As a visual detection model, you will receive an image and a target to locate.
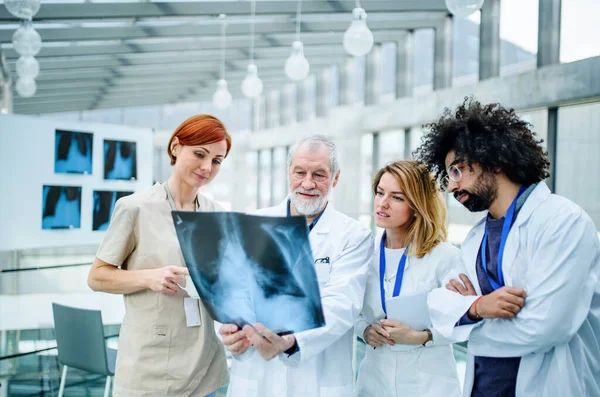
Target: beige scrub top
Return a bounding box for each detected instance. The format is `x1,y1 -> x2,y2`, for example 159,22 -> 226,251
96,182 -> 229,397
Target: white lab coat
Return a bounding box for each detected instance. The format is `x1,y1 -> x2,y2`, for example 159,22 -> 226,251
227,199 -> 373,397
428,182 -> 600,397
354,235 -> 462,397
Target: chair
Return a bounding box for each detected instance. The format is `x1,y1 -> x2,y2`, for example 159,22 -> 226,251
52,303 -> 117,397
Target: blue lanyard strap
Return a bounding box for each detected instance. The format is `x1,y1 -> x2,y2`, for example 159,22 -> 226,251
379,232 -> 407,315
480,186 -> 528,290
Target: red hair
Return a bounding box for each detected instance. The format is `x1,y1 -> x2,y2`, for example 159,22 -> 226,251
167,114 -> 232,165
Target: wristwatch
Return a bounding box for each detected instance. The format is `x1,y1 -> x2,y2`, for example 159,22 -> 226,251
422,328 -> 434,347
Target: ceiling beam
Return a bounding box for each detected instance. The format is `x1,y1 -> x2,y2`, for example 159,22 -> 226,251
3,30 -> 410,60
0,1 -> 450,22
0,15 -> 441,43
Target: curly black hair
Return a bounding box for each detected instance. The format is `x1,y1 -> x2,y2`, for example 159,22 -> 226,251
413,97 -> 550,188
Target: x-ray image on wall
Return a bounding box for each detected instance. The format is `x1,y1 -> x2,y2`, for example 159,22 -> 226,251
92,190 -> 134,231
42,185 -> 82,230
104,139 -> 137,180
54,129 -> 93,174
173,211 -> 325,335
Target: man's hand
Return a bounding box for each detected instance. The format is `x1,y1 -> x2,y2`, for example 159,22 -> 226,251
219,324 -> 251,356
470,287 -> 527,319
380,319 -> 428,345
363,323 -> 395,348
142,266 -> 189,295
242,323 -> 296,361
446,273 -> 477,296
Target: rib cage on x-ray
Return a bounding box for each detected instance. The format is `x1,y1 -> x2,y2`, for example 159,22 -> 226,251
42,185 -> 82,229
104,139 -> 137,180
173,211 -> 325,334
54,129 -> 93,174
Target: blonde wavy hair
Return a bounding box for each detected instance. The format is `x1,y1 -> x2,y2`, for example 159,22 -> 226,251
372,160 -> 448,258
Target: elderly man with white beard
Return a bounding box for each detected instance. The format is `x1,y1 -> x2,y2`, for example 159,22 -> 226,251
219,135 -> 373,397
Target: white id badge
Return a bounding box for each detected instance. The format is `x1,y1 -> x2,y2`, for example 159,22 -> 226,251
184,298 -> 202,327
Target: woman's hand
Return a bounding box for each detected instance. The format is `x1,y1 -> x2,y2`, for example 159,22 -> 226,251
380,319 -> 428,345
220,324 -> 252,356
142,266 -> 189,295
363,323 -> 395,348
446,273 -> 477,296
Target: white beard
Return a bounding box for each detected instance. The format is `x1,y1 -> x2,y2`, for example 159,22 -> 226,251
290,188 -> 328,216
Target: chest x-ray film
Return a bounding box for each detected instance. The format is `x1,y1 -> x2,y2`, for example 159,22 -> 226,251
172,211 -> 325,334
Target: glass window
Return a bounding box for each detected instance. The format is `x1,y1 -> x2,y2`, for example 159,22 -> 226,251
414,28 -> 434,94
561,0 -> 600,62
377,129 -> 405,168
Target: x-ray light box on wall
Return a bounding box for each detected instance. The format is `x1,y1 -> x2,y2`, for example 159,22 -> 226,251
41,185 -> 82,230
104,139 -> 137,181
93,190 -> 134,231
54,129 -> 93,175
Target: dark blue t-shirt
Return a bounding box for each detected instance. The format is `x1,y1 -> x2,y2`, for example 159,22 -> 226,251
463,184 -> 536,397
471,216 -> 521,397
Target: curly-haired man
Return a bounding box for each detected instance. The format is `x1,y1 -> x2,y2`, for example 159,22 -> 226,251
415,98 -> 600,397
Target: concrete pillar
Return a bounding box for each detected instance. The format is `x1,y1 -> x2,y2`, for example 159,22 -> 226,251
396,31 -> 415,98
404,128 -> 412,159
537,0 -> 562,67
433,17 -> 453,90
266,90 -> 281,129
316,67 -> 332,118
365,45 -> 383,106
255,150 -> 262,207
479,0 -> 501,80
0,82 -> 12,114
338,57 -> 356,106
537,0 -> 561,191
280,84 -> 297,126
269,148 -> 276,206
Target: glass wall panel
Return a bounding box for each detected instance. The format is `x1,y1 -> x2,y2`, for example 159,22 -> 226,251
377,129 -> 405,168
499,0 -> 537,76
560,0 -> 600,63
556,102 -> 600,230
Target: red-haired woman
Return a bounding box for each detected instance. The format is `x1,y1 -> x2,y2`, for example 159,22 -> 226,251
88,114 -> 232,397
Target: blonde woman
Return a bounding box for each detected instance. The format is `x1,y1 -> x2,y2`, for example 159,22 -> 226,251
354,160 -> 462,397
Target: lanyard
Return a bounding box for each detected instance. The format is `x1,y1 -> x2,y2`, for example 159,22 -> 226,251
480,186 -> 527,290
163,181 -> 199,224
379,232 -> 407,315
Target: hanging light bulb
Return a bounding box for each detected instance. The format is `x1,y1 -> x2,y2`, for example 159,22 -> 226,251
16,77 -> 36,98
285,41 -> 310,81
213,79 -> 232,109
242,64 -> 263,99
212,14 -> 232,109
285,0 -> 310,82
343,7 -> 374,57
241,0 -> 263,99
12,20 -> 42,56
4,0 -> 41,20
445,0 -> 485,18
16,55 -> 39,78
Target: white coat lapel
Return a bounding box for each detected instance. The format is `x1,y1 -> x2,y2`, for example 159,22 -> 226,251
308,204 -> 332,256
501,183 -> 551,285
